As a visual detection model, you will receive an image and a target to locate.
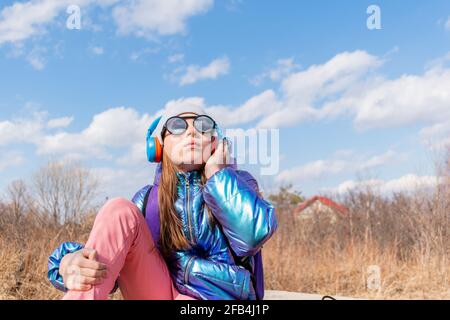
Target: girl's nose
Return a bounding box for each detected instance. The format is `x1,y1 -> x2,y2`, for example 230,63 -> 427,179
184,121 -> 197,137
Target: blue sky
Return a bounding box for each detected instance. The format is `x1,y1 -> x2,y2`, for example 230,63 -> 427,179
1,0 -> 450,200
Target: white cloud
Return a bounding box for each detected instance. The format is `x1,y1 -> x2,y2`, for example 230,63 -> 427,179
0,106 -> 158,162
0,111 -> 45,146
425,52 -> 450,70
360,150 -> 399,170
168,53 -> 184,63
175,56 -> 230,86
204,50 -> 450,135
112,0 -> 213,39
225,0 -> 244,12
0,0 -> 66,45
0,150 -> 24,172
154,91 -> 280,128
352,67 -> 450,130
206,90 -> 281,127
162,96 -> 206,112
199,50 -> 450,144
92,163 -> 156,199
26,46 -> 47,70
0,0 -> 93,69
131,50 -> 450,133
325,174 -> 443,195
255,50 -> 383,128
116,141 -> 147,166
0,106 -> 161,197
277,159 -> 348,183
37,107 -> 153,158
276,149 -> 404,184
419,119 -> 450,151
0,0 -> 213,47
250,57 -> 301,86
47,116 -> 74,128
70,107 -> 149,147
0,0 -> 110,45
37,132 -> 111,159
129,47 -> 160,61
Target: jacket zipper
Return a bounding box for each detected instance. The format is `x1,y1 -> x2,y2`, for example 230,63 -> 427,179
184,256 -> 195,284
185,176 -> 194,242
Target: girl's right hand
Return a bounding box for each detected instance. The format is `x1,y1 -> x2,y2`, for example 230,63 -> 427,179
60,248 -> 108,291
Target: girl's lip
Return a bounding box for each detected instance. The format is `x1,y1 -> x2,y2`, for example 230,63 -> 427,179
184,140 -> 200,148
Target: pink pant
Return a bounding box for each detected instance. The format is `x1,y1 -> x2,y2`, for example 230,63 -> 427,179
63,198 -> 196,300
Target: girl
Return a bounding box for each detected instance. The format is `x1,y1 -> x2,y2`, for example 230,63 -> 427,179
47,105 -> 278,300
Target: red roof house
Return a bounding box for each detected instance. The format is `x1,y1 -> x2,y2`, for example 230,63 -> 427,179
294,196 -> 349,223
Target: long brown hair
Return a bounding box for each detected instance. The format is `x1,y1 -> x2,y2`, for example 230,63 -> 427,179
158,148 -> 217,258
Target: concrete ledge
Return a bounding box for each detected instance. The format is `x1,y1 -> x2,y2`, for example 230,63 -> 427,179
264,290 -> 362,300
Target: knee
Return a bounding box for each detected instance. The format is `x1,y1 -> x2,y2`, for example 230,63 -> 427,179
96,197 -> 141,225
105,197 -> 136,209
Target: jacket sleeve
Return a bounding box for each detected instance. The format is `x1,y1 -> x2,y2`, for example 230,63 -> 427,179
170,250 -> 256,300
47,241 -> 85,292
203,167 -> 278,257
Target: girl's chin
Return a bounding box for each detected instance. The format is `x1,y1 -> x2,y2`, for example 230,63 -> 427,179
181,159 -> 206,166
177,163 -> 204,172
180,152 -> 207,164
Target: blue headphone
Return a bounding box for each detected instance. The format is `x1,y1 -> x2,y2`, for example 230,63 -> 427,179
145,115 -> 225,163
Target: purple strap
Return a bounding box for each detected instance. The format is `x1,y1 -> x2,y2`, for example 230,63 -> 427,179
253,250 -> 264,300
145,185 -> 161,248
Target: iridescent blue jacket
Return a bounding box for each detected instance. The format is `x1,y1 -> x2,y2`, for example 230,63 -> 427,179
47,164 -> 278,300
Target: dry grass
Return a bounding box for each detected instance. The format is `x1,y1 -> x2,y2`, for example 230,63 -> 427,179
0,207 -> 123,300
263,185 -> 449,299
0,156 -> 448,300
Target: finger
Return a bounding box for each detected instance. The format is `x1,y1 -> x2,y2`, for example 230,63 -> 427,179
81,248 -> 96,259
78,275 -> 104,285
81,248 -> 97,260
88,249 -> 97,261
79,267 -> 108,279
69,274 -> 103,287
65,264 -> 82,277
67,282 -> 93,291
75,284 -> 93,291
78,258 -> 107,271
221,138 -> 225,164
222,138 -> 232,165
77,274 -> 101,285
65,274 -> 94,291
214,139 -> 226,165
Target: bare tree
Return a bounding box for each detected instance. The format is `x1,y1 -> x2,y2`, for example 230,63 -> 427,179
445,146 -> 450,199
6,179 -> 29,223
32,160 -> 100,225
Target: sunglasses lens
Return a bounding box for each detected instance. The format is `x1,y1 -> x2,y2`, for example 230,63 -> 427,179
166,117 -> 187,135
194,115 -> 215,133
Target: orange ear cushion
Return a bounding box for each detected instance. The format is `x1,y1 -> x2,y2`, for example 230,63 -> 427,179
155,138 -> 162,162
